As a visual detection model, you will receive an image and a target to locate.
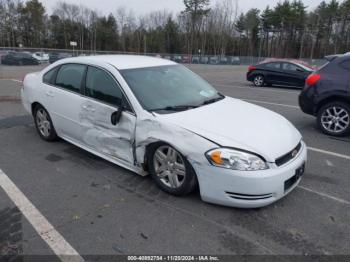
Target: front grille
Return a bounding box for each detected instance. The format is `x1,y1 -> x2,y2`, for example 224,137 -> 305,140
226,192 -> 273,201
275,142 -> 302,167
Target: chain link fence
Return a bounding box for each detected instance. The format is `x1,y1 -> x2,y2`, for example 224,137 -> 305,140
0,47 -> 327,67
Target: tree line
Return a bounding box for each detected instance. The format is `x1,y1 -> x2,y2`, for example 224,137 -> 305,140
0,0 -> 350,59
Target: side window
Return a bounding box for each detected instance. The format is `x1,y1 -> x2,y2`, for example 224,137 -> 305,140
85,66 -> 124,107
282,63 -> 299,71
55,64 -> 86,93
340,60 -> 350,71
265,63 -> 281,69
43,67 -> 59,84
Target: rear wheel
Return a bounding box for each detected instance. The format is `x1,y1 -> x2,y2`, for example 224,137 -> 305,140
253,75 -> 265,87
148,143 -> 197,196
34,105 -> 58,141
317,102 -> 350,136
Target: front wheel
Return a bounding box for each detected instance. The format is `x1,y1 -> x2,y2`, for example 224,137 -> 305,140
253,75 -> 265,87
317,102 -> 350,137
34,105 -> 58,141
148,143 -> 197,196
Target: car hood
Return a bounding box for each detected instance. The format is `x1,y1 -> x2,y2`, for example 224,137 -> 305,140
156,97 -> 302,162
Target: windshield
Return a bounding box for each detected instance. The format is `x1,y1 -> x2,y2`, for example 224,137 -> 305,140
120,65 -> 223,111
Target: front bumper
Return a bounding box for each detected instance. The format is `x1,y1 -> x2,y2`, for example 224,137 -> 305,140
193,141 -> 307,208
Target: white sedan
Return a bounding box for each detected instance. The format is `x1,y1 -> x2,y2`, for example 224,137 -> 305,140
32,52 -> 49,63
21,55 -> 307,208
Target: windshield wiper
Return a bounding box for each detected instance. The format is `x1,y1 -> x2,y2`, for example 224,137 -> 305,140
201,93 -> 225,106
151,105 -> 198,112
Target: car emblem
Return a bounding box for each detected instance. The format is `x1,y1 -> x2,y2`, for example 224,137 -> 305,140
292,150 -> 298,158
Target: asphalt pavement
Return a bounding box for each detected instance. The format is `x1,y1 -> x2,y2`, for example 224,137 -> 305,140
0,64 -> 349,260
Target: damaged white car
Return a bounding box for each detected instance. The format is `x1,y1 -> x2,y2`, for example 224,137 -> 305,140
21,55 -> 307,208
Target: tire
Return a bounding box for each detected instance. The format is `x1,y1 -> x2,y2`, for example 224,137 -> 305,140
33,105 -> 59,141
253,75 -> 265,87
317,102 -> 350,137
148,143 -> 198,196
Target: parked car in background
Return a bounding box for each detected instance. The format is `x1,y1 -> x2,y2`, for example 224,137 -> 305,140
231,57 -> 241,65
200,56 -> 209,64
192,56 -> 200,64
1,52 -> 39,65
173,55 -> 182,63
21,55 -> 306,208
49,53 -> 72,64
220,57 -> 228,65
299,54 -> 350,136
209,56 -> 219,65
181,55 -> 191,64
247,60 -> 313,88
0,50 -> 11,63
32,52 -> 49,63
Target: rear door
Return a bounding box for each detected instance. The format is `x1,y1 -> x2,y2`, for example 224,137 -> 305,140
80,66 -> 136,165
44,63 -> 86,143
263,62 -> 283,84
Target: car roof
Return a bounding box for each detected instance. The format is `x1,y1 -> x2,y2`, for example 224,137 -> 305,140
61,55 -> 176,70
259,58 -> 314,70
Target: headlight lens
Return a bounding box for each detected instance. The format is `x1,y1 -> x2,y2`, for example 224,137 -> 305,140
206,148 -> 268,171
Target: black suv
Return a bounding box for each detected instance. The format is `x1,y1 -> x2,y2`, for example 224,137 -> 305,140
299,54 -> 350,136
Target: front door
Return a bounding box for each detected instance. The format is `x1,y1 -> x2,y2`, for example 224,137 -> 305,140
80,66 -> 136,165
281,63 -> 306,87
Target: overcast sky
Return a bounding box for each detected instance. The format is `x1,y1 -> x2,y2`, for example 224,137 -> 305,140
40,0 -> 323,15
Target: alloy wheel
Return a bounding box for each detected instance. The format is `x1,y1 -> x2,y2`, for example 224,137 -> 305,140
36,108 -> 51,138
254,75 -> 264,87
321,106 -> 350,134
153,146 -> 186,189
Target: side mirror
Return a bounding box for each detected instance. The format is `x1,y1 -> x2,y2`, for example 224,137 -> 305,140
111,106 -> 124,125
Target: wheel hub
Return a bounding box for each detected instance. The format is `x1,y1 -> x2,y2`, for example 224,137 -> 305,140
321,106 -> 349,133
153,146 -> 186,189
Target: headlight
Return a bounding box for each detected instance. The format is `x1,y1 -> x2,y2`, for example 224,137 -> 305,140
206,148 -> 268,171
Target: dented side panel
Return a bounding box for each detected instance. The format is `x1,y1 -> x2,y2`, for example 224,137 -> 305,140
135,117 -> 216,170
80,98 -> 136,165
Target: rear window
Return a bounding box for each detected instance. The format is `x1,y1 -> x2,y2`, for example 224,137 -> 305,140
43,67 -> 59,85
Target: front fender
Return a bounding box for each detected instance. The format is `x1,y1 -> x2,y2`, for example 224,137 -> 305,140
134,117 -> 217,169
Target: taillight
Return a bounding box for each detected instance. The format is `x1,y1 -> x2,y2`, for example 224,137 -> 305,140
248,65 -> 257,72
306,73 -> 321,86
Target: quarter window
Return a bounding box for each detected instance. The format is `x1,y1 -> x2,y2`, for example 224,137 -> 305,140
85,66 -> 123,107
55,64 -> 86,93
43,67 -> 59,84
